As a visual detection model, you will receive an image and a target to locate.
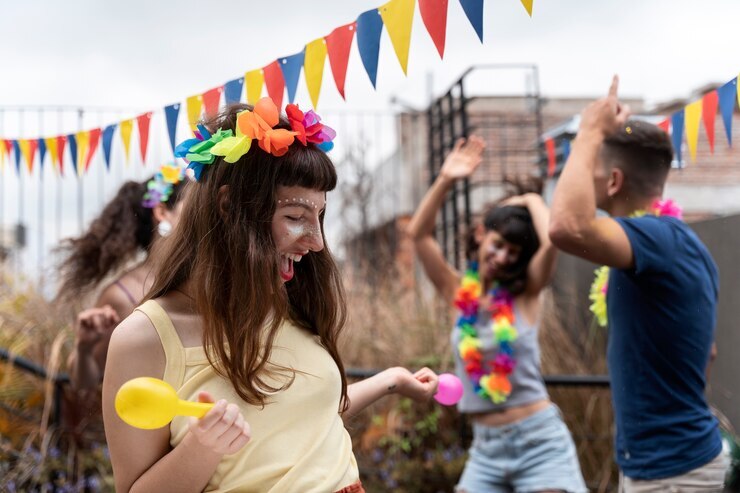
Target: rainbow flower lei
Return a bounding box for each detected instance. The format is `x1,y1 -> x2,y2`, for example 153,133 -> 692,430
454,262 -> 518,404
589,199 -> 683,327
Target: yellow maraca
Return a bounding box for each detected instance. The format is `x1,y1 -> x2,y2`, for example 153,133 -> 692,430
115,377 -> 214,429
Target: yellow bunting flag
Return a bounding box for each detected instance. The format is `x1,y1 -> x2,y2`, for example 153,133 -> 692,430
186,94 -> 203,132
76,130 -> 90,176
19,140 -> 33,173
304,38 -> 328,108
120,119 -> 134,164
520,0 -> 533,17
245,69 -> 264,105
45,137 -> 58,174
379,0 -> 416,75
0,140 -> 4,172
684,100 -> 703,163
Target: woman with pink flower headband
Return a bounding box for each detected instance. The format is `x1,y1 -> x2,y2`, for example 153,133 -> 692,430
102,98 -> 438,493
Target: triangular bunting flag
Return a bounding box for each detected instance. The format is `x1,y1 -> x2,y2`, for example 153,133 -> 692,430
701,90 -> 719,154
459,0 -> 484,42
202,87 -> 222,118
102,124 -> 116,170
356,9 -> 384,88
671,110 -> 685,165
164,104 -> 180,155
186,94 -> 203,132
657,119 -> 670,133
263,62 -> 285,109
305,38 -> 328,108
136,112 -> 153,165
75,130 -> 90,176
0,140 -> 5,173
279,50 -> 306,104
12,140 -> 20,175
419,0 -> 448,58
246,69 -> 265,105
562,139 -> 571,162
684,100 -> 702,163
544,137 -> 556,177
717,78 -> 736,146
67,133 -> 79,176
521,0 -> 533,17
37,138 -> 47,173
120,119 -> 134,164
44,138 -> 58,175
379,0 -> 416,75
85,128 -> 101,173
19,139 -> 35,173
56,136 -> 67,175
325,23 -> 356,100
224,78 -> 244,105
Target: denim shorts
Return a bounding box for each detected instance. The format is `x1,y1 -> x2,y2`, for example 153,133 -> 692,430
456,404 -> 588,493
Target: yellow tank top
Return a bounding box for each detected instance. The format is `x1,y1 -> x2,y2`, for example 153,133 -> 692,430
136,300 -> 359,493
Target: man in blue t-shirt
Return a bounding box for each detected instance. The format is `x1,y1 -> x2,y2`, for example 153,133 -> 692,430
549,76 -> 727,491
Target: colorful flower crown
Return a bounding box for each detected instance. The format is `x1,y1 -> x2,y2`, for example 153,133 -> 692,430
174,97 -> 336,181
142,162 -> 187,208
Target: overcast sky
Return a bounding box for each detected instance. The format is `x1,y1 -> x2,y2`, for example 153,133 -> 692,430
2,0 -> 740,284
3,0 -> 740,113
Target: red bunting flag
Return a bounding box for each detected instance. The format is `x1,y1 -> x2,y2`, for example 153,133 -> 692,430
85,128 -> 102,173
419,0 -> 448,58
263,61 -> 286,110
657,119 -> 670,133
325,22 -> 356,100
702,90 -> 719,154
2,140 -> 11,160
56,135 -> 67,176
202,86 -> 223,118
545,138 -> 556,177
136,112 -> 153,166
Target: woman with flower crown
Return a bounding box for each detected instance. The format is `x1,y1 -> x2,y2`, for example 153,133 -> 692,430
59,164 -> 188,392
102,98 -> 438,493
408,136 -> 586,492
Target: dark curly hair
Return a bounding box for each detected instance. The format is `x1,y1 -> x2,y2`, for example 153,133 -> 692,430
465,176 -> 542,295
55,177 -> 185,305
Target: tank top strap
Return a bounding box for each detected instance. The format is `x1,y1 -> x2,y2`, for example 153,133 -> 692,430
135,300 -> 186,389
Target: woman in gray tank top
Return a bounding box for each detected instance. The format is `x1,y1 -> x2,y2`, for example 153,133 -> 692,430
408,136 -> 586,493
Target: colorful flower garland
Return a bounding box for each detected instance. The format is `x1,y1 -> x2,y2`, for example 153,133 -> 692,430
142,162 -> 186,208
174,97 -> 336,181
589,199 -> 683,327
454,262 -> 518,404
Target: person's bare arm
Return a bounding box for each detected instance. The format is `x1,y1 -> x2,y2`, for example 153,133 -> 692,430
502,193 -> 557,295
102,311 -> 250,492
549,76 -> 634,269
343,367 -> 438,420
407,137 -> 486,303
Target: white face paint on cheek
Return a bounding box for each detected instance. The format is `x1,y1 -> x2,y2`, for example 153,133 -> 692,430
284,222 -> 322,242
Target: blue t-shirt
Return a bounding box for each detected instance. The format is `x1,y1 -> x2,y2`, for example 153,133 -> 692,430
608,215 -> 721,480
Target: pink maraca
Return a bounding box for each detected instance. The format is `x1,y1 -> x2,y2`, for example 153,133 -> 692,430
434,373 -> 463,406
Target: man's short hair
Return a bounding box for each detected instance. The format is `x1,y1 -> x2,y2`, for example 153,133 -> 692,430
599,120 -> 674,197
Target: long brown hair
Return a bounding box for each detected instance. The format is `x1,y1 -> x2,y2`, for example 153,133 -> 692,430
55,178 -> 185,305
146,104 -> 349,410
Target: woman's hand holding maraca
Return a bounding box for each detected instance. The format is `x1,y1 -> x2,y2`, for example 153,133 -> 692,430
187,392 -> 251,456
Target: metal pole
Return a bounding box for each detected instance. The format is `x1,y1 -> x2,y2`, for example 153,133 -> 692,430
38,111 -> 44,288
459,79 -> 472,231
77,109 -> 83,234
56,111 -> 63,246
17,110 -> 24,277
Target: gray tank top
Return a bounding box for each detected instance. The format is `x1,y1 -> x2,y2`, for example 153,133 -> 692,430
451,302 -> 548,413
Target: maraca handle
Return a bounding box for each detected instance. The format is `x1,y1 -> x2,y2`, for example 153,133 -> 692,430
176,400 -> 214,418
